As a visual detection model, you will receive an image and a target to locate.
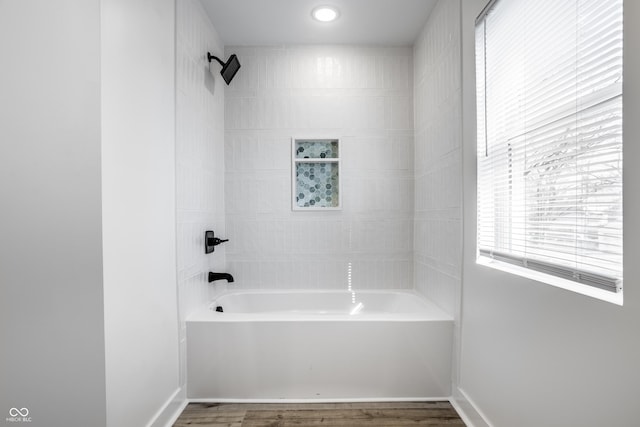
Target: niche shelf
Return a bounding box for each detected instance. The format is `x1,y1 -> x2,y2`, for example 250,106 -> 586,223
291,138 -> 341,210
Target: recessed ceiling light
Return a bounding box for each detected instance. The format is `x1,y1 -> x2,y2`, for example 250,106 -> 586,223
312,6 -> 339,23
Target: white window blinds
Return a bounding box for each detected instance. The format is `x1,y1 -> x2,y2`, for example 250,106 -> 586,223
476,0 -> 623,292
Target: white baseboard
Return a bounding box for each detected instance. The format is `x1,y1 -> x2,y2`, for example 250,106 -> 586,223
147,387 -> 188,427
450,388 -> 492,427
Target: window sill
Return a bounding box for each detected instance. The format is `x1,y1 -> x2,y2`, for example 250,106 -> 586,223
477,256 -> 623,306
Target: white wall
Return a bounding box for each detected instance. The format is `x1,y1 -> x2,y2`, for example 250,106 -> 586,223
175,0 -> 226,394
101,1 -> 181,426
0,1 -> 107,426
413,0 -> 462,317
225,45 -> 415,290
456,1 -> 640,426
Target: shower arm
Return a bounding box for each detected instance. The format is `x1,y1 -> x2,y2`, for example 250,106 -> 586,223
207,52 -> 225,67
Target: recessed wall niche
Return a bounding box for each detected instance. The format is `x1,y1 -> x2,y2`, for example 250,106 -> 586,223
291,138 -> 341,210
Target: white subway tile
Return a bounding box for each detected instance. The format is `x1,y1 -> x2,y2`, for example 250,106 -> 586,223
412,0 -> 462,315
225,45 -> 415,291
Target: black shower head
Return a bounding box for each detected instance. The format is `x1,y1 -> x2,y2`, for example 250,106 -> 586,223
207,52 -> 241,85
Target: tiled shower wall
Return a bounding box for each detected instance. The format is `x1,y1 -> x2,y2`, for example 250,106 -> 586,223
413,0 -> 463,315
175,0 -> 225,390
225,46 -> 414,290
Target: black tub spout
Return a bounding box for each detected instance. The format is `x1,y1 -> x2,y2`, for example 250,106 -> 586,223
208,272 -> 234,283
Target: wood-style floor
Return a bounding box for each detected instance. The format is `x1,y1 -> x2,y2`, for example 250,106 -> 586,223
173,402 -> 466,426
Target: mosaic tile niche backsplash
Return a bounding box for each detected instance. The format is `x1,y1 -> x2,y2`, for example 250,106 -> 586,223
295,139 -> 338,159
295,163 -> 339,208
294,140 -> 340,208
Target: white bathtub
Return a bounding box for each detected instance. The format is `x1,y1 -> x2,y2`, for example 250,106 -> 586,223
186,290 -> 453,401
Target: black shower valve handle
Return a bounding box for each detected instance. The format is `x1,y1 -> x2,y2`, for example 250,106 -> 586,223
205,230 -> 229,254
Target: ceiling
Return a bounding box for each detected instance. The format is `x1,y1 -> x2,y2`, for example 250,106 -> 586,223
199,0 -> 438,46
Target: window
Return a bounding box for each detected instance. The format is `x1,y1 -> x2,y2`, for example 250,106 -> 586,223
475,0 -> 623,297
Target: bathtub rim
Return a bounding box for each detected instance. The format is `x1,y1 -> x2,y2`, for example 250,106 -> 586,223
188,289 -> 453,322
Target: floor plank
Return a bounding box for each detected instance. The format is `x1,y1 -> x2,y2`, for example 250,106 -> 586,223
173,402 -> 466,427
